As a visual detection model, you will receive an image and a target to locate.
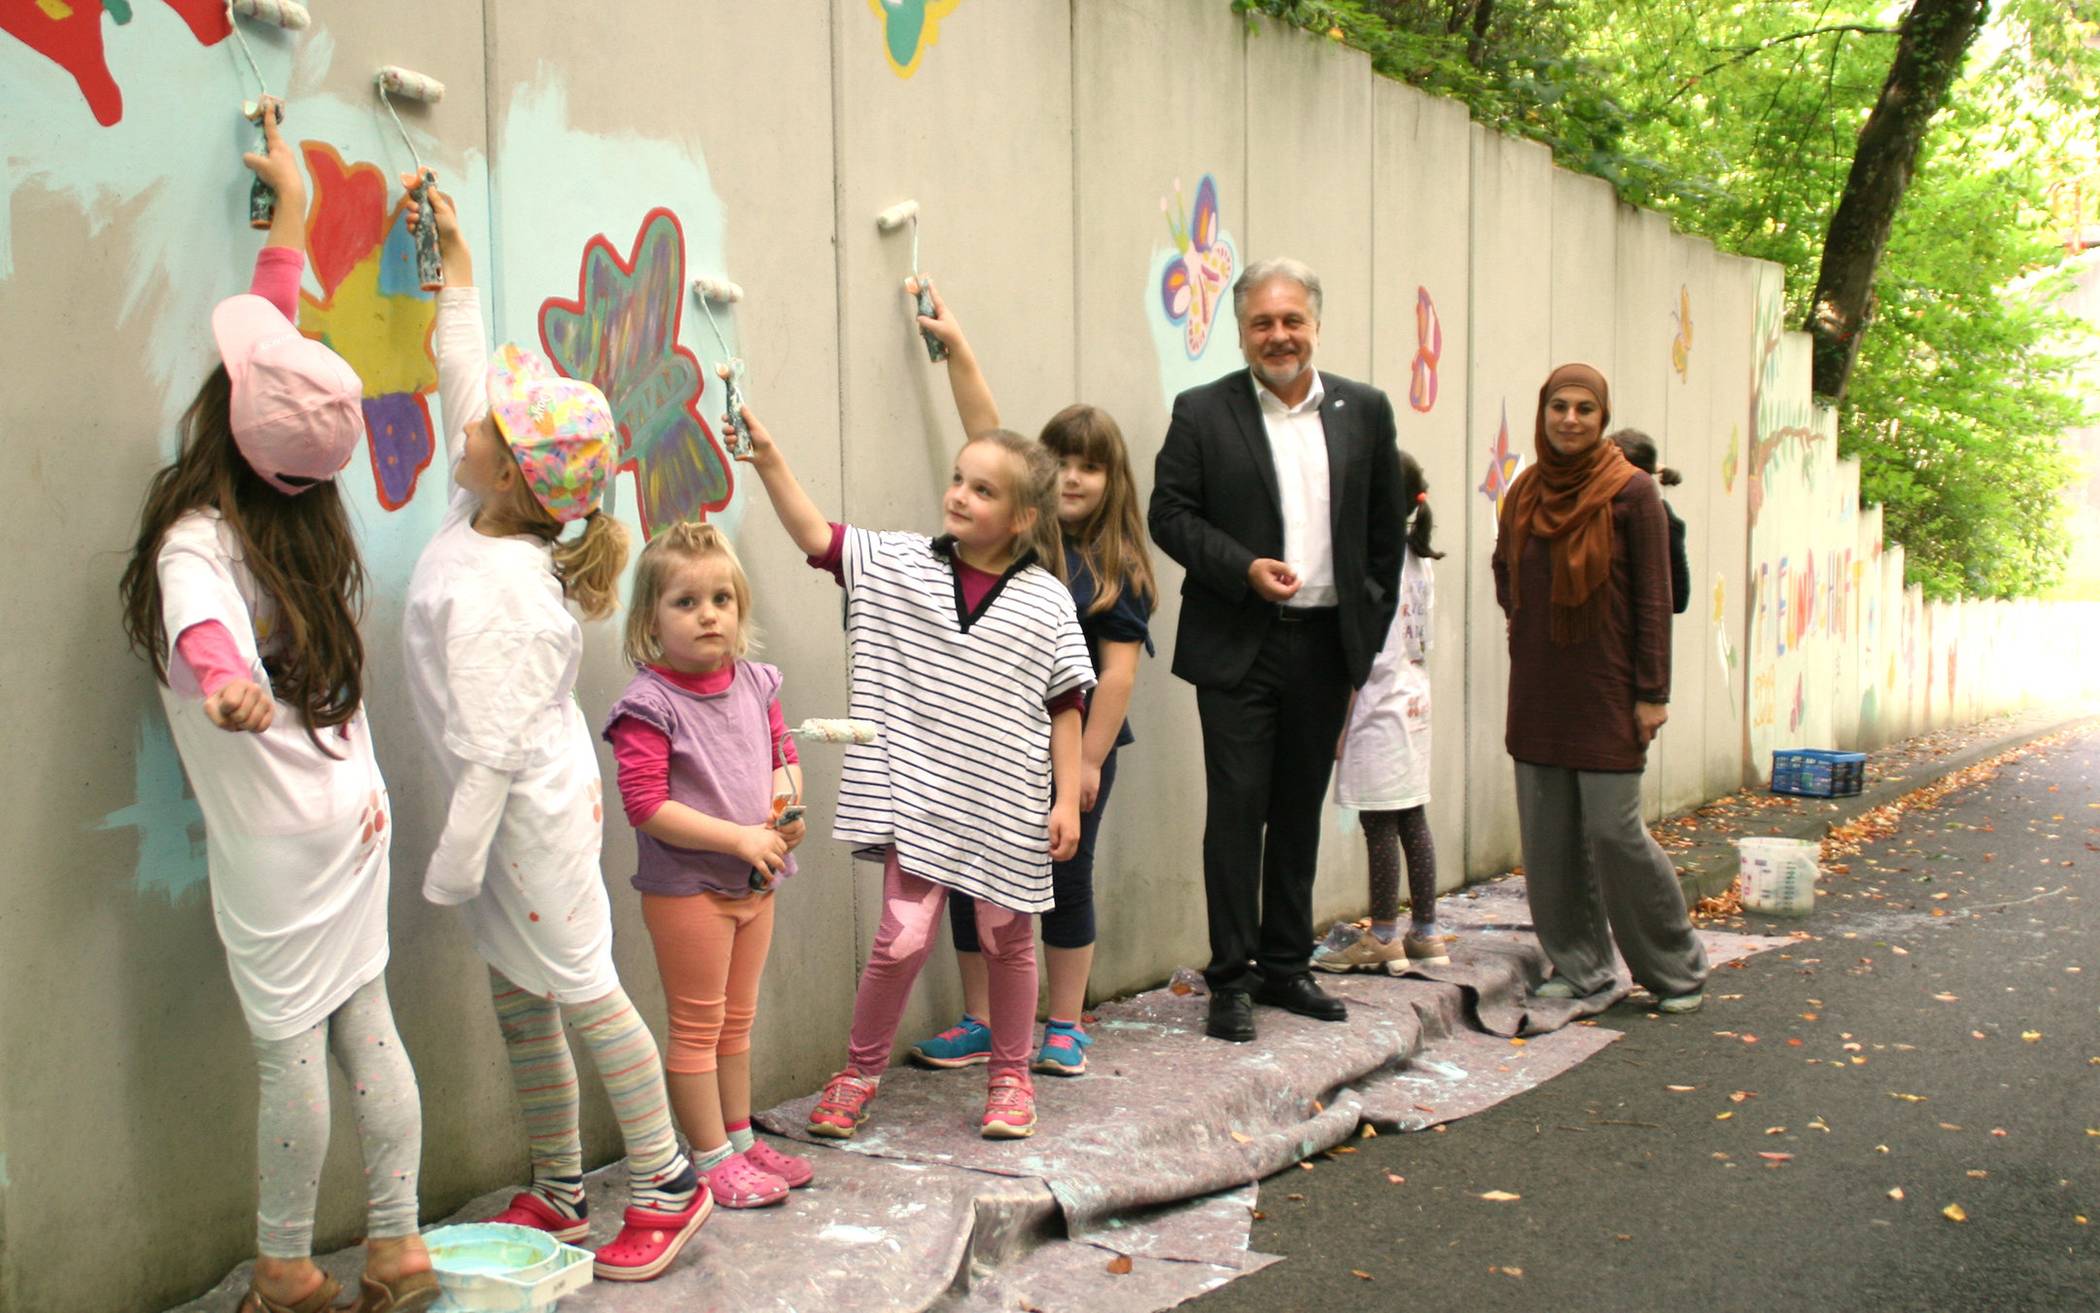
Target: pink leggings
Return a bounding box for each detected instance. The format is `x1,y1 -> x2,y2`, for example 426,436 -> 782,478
849,848 -> 1038,1079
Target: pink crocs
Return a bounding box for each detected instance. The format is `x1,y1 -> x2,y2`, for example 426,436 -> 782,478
741,1135 -> 814,1188
483,1189 -> 588,1244
591,1185 -> 712,1282
703,1151 -> 788,1209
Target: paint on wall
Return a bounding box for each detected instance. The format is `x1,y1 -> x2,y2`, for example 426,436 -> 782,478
93,711 -> 207,899
1721,424 -> 1739,494
1670,284 -> 1692,380
1409,286 -> 1441,413
295,141 -> 437,512
1712,572 -> 1736,700
0,0 -> 228,126
1158,174 -> 1236,360
538,206 -> 730,540
1477,400 -> 1520,515
872,0 -> 963,79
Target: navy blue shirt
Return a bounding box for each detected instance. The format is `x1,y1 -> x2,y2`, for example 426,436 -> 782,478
1064,543 -> 1154,748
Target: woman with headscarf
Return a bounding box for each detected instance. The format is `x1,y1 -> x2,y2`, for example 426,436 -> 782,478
1493,363 -> 1708,1013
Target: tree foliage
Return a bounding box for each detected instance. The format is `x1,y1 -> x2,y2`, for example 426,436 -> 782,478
1234,0 -> 2098,601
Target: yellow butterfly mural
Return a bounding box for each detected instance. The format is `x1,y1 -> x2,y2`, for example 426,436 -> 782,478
1670,284 -> 1693,379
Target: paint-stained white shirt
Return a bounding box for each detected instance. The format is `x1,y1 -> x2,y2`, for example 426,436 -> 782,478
1254,370 -> 1336,607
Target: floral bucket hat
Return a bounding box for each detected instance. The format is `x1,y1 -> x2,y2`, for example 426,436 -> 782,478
486,342 -> 615,523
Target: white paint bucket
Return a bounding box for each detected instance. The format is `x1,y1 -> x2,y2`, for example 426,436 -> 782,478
1735,837 -> 1820,916
425,1223 -> 593,1312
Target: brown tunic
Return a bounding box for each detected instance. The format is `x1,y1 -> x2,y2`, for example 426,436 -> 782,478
1495,472 -> 1672,772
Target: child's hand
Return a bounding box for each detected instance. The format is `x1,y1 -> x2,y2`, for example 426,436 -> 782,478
241,100 -> 304,210
736,824 -> 789,877
1080,761 -> 1102,814
718,365 -> 779,466
204,678 -> 275,734
1049,800 -> 1080,862
776,815 -> 807,852
400,173 -> 464,247
904,276 -> 969,355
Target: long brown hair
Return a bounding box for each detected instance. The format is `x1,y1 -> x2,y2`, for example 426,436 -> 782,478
477,467 -> 632,621
967,429 -> 1065,582
1038,405 -> 1156,616
119,365 -> 368,747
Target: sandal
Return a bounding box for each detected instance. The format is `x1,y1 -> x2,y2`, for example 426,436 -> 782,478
236,1274 -> 341,1313
346,1269 -> 440,1313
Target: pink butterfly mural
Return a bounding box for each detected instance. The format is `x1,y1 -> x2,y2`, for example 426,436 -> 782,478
1160,175 -> 1235,360
1477,401 -> 1522,514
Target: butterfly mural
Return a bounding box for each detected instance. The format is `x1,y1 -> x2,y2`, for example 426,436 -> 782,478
1720,424 -> 1740,494
539,207 -> 731,540
1409,286 -> 1442,413
1,0 -> 228,126
1159,174 -> 1236,360
872,0 -> 963,78
1477,401 -> 1522,514
295,143 -> 438,512
1670,284 -> 1693,380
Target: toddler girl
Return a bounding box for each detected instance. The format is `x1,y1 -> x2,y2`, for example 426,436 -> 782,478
603,523 -> 815,1207
119,107 -> 434,1313
399,180 -> 704,1281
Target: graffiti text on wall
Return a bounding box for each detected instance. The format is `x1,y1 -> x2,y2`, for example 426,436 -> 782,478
1,0 -> 229,125
873,0 -> 963,78
1159,175 -> 1235,361
539,206 -> 730,540
296,142 -> 438,512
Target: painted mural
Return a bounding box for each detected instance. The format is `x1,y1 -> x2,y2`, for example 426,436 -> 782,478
539,206 -> 731,540
1670,283 -> 1692,380
873,0 -> 963,78
0,0 -> 228,126
295,142 -> 438,512
1477,400 -> 1520,515
1409,286 -> 1441,413
1147,172 -> 1241,404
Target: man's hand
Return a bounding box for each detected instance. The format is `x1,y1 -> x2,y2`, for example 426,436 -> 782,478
1635,701 -> 1669,744
1247,558 -> 1301,603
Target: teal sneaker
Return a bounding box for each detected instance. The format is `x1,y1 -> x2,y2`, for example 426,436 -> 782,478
1031,1021 -> 1093,1077
909,1014 -> 991,1068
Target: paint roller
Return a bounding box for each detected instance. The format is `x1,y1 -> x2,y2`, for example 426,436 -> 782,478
225,0 -> 309,228
745,718 -> 881,890
691,277 -> 754,459
374,65 -> 447,291
875,200 -> 946,362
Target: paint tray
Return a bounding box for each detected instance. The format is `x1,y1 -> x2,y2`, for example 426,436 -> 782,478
425,1223 -> 592,1313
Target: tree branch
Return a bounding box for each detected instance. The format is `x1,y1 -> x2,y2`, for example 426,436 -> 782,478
1665,23 -> 1897,104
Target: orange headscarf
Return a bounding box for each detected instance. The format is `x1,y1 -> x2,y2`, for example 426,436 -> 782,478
1497,363 -> 1635,645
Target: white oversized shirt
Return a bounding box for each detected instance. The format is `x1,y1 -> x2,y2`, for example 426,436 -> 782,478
1253,370 -> 1336,608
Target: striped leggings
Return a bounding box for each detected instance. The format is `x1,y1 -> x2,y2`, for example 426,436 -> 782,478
488,970 -> 682,1188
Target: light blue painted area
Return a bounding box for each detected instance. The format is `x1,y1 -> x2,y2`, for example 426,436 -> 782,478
94,712 -> 208,900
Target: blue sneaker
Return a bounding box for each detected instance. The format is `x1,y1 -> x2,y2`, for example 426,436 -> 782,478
909,1014 -> 991,1068
1031,1021 -> 1092,1077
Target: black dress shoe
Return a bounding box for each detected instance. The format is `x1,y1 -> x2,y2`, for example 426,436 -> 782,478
1206,989 -> 1257,1042
1253,972 -> 1349,1022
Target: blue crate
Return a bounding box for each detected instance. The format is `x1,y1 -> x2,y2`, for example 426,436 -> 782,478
1770,748 -> 1867,798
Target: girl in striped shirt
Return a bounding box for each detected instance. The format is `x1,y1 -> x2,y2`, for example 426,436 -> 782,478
727,376 -> 1095,1140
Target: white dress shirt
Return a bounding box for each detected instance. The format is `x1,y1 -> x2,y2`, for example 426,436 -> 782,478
1254,370 -> 1336,608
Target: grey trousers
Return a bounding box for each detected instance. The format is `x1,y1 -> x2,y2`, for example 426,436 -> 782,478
1513,761 -> 1709,999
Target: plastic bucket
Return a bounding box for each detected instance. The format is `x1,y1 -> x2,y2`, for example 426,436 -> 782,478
1735,837 -> 1819,916
426,1223 -> 593,1313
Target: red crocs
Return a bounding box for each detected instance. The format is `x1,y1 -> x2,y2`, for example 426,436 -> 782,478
591,1184 -> 713,1282
483,1190 -> 589,1245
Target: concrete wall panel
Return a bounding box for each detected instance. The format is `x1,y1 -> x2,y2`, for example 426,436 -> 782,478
1613,205 -> 1672,819
1658,236 -> 1714,815
1703,255 -> 1756,796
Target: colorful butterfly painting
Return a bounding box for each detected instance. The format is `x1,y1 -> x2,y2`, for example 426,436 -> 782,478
1720,424 -> 1740,494
1409,286 -> 1442,413
1670,284 -> 1693,380
1,0 -> 229,126
1477,401 -> 1522,514
1159,175 -> 1236,360
539,207 -> 730,540
872,0 -> 964,78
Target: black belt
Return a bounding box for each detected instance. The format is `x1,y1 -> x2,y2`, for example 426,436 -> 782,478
1275,606 -> 1338,623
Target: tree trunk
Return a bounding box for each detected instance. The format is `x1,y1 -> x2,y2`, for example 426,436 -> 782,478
1466,0 -> 1495,67
1804,0 -> 1987,401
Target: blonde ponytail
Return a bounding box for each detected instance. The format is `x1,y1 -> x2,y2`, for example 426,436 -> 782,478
553,510 -> 631,621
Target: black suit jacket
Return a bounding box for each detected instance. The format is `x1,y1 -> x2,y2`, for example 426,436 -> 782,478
1148,369 -> 1404,690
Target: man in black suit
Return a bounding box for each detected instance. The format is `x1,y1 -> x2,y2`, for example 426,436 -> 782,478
1148,258 -> 1404,1042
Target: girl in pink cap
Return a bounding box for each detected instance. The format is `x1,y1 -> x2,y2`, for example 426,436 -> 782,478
398,180 -> 707,1283
118,105 -> 435,1313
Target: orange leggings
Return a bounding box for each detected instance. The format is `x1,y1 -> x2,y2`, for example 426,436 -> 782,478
640,889 -> 775,1075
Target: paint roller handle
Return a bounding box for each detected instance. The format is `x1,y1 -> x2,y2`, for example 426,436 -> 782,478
240,99 -> 304,245
908,274 -> 948,363
401,173 -> 471,287
716,364 -> 777,468
409,170 -> 444,292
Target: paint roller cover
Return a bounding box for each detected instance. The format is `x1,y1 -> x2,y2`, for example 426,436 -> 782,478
874,201 -> 920,231
231,0 -> 312,28
693,279 -> 744,303
794,719 -> 880,745
378,66 -> 446,103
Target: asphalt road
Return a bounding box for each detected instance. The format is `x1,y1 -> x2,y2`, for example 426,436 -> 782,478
1189,727 -> 2099,1313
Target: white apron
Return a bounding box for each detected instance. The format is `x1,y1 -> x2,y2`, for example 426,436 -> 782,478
1336,548 -> 1435,810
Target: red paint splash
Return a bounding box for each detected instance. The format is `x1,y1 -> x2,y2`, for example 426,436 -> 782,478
1,0 -> 230,127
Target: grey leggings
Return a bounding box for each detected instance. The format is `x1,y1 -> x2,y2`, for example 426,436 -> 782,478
1513,761 -> 1709,999
251,975 -> 422,1258
1361,806 -> 1438,926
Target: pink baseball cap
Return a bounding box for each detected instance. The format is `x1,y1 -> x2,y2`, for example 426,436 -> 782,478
211,293 -> 365,495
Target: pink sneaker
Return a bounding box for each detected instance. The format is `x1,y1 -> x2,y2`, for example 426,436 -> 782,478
981,1071 -> 1037,1139
742,1135 -> 814,1188
483,1189 -> 589,1244
703,1151 -> 788,1208
808,1070 -> 879,1139
591,1185 -> 712,1282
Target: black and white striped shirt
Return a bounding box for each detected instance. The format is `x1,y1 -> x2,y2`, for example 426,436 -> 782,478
834,527 -> 1096,912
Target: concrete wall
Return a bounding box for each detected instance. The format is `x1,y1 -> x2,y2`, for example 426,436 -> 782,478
6,3 -> 2100,1307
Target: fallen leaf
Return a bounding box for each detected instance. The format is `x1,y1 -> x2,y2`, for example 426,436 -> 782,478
1991,1128 -> 2008,1138
1616,1234 -> 1632,1241
1967,1170 -> 1988,1179
1298,1162 -> 1315,1171
1972,1031 -> 1988,1040
1386,1172 -> 1405,1184
1361,1124 -> 1378,1139
1479,1190 -> 1522,1202
1351,1270 -> 1373,1281
1888,1187 -> 1905,1200
1942,1204 -> 1968,1223
1939,1122 -> 1963,1132
1758,1152 -> 1794,1163
1891,1092 -> 1928,1103
1742,1034 -> 1760,1045
1510,1037 -> 1528,1047
1286,1193 -> 1305,1202
1765,1126 -> 1789,1135
1716,1111 -> 1735,1121
1667,1084 -> 1697,1092
1229,1131 -> 1251,1144
1495,1266 -> 1526,1278
2078,1216 -> 2090,1226
1801,1012 -> 1820,1021
1876,1144 -> 1890,1153
1730,1090 -> 1755,1103
1107,1255 -> 1134,1275
2022,1030 -> 2042,1042
1934,992 -> 1960,1002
